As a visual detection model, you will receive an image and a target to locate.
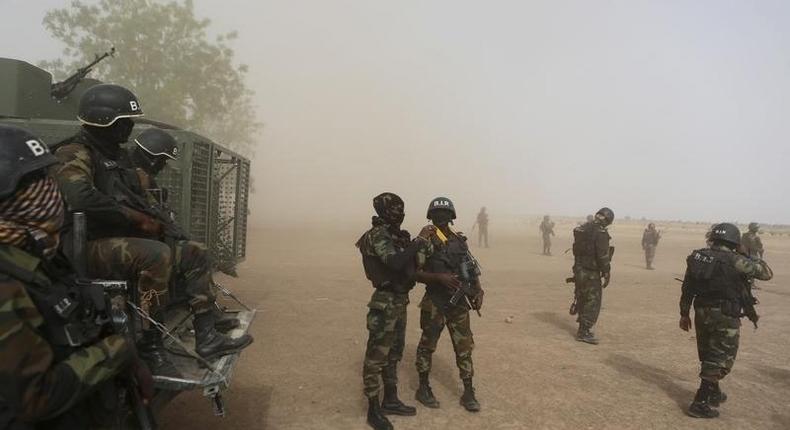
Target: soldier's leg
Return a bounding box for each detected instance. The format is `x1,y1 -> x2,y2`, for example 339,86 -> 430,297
576,275 -> 602,344
415,295 -> 444,408
446,306 -> 480,412
380,295 -> 416,416
172,240 -> 252,359
689,307 -> 740,418
363,291 -> 401,429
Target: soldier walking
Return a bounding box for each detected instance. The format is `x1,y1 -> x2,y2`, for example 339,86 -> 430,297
741,223 -> 764,259
641,223 -> 661,269
356,193 -> 433,430
679,223 -> 773,418
414,197 -> 484,413
570,207 -> 614,344
539,215 -> 555,255
474,206 -> 489,248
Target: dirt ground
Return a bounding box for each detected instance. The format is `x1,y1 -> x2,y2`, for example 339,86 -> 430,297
161,218 -> 790,430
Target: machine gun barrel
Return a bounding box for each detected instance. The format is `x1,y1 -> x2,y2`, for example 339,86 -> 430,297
51,47 -> 115,99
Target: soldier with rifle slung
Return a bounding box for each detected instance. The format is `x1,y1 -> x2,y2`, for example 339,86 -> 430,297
414,197 -> 484,413
678,223 -> 773,419
53,84 -> 251,377
0,124 -> 153,429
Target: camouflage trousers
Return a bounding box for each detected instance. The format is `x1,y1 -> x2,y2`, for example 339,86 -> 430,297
644,245 -> 656,267
362,289 -> 408,399
542,234 -> 552,254
415,294 -> 475,380
87,237 -> 171,326
171,239 -> 216,314
574,269 -> 602,329
694,306 -> 740,381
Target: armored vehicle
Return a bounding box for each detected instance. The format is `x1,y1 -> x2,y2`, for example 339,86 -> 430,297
0,56 -> 255,427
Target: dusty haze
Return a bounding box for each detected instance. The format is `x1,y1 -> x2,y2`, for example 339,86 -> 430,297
4,0 -> 790,226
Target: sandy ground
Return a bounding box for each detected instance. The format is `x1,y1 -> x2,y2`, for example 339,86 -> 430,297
161,219 -> 790,430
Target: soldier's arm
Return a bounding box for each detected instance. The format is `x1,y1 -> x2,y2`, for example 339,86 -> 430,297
0,279 -> 133,422
733,254 -> 773,281
370,227 -> 425,271
594,230 -> 612,273
679,268 -> 694,316
52,144 -> 133,229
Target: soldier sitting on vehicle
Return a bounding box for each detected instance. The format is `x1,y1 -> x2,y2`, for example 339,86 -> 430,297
53,84 -> 251,377
0,124 -> 153,429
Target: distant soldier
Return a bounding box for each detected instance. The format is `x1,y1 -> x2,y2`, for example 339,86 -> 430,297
415,197 -> 484,413
473,207 -> 489,248
356,193 -> 434,430
741,223 -> 764,259
570,207 -> 614,344
641,223 -> 661,270
679,223 -> 773,418
539,215 -> 555,255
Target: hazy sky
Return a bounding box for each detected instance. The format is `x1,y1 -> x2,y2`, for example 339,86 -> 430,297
4,0 -> 790,225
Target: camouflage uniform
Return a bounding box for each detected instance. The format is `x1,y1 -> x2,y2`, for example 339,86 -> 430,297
572,221 -> 611,334
741,232 -> 764,259
475,209 -> 489,248
539,218 -> 555,255
680,245 -> 773,382
641,225 -> 660,269
357,223 -> 420,399
415,231 -> 477,381
0,244 -> 132,429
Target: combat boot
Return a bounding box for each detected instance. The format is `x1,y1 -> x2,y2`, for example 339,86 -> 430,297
687,380 -> 719,418
367,397 -> 393,430
576,326 -> 599,345
709,382 -> 727,407
193,311 -> 253,360
212,306 -> 241,332
415,372 -> 440,408
138,329 -> 182,379
460,378 -> 481,412
381,384 -> 416,416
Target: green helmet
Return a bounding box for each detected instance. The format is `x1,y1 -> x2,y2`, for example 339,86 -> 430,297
595,207 -> 615,226
748,222 -> 759,233
426,197 -> 456,220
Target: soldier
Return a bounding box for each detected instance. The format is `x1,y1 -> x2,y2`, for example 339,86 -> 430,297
570,207 -> 614,344
0,124 -> 151,428
473,206 -> 489,248
741,222 -> 764,259
641,223 -> 661,270
414,197 -> 484,413
679,223 -> 773,418
53,84 -> 250,375
539,215 -> 555,255
356,192 -> 434,430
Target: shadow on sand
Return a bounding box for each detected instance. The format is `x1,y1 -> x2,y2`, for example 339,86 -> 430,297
604,354 -> 693,411
531,311 -> 577,337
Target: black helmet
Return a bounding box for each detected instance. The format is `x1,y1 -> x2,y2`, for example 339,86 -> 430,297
0,125 -> 58,199
426,197 -> 456,220
709,223 -> 741,246
748,222 -> 759,233
595,207 -> 615,226
78,83 -> 143,127
135,128 -> 178,160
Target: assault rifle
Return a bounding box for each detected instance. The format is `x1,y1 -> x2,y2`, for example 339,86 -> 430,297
51,47 -> 115,99
117,187 -> 190,242
565,246 -> 615,315
449,252 -> 482,317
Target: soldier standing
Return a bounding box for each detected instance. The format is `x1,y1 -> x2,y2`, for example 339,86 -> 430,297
474,206 -> 489,248
570,207 -> 614,344
641,223 -> 661,270
539,215 -> 555,255
356,193 -> 433,430
679,223 -> 773,418
741,223 -> 764,259
0,125 -> 151,428
414,197 -> 484,413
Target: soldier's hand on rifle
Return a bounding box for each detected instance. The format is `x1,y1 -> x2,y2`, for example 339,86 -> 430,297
125,207 -> 162,237
471,289 -> 484,310
418,225 -> 436,240
679,315 -> 692,332
437,273 -> 460,290
602,272 -> 611,288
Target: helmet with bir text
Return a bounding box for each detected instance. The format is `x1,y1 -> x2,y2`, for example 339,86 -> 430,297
0,125 -> 58,199
426,197 -> 456,220
709,223 -> 741,247
78,83 -> 144,127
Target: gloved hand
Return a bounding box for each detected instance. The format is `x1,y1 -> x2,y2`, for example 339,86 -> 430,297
471,289 -> 484,310
679,315 -> 692,332
125,207 -> 162,238
602,272 -> 611,288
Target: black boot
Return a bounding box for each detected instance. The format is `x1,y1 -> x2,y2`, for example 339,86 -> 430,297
212,306 -> 241,332
367,397 -> 393,430
576,325 -> 599,345
709,382 -> 727,407
381,384 -> 416,416
415,372 -> 440,408
687,380 -> 719,418
138,329 -> 182,378
460,378 -> 480,412
193,311 -> 253,360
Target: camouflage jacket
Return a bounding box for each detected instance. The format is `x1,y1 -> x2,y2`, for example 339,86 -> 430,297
572,221 -> 611,274
53,130 -> 143,239
642,229 -> 660,248
356,222 -> 422,294
0,244 -> 132,425
679,245 -> 773,316
741,232 -> 764,259
539,220 -> 555,236
417,229 -> 480,305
